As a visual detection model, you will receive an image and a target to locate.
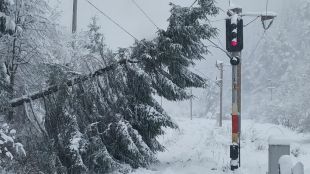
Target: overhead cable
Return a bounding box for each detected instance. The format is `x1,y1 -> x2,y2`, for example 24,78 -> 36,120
246,31 -> 266,59
190,0 -> 198,8
130,0 -> 160,30
85,0 -> 139,41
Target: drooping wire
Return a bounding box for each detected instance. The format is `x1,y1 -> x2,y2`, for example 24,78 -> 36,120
206,38 -> 232,59
207,20 -> 225,49
246,31 -> 266,59
190,0 -> 198,8
243,16 -> 259,28
85,0 -> 139,41
130,0 -> 160,30
192,67 -> 219,87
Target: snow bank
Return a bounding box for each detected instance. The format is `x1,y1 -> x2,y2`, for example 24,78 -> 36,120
130,118 -> 310,174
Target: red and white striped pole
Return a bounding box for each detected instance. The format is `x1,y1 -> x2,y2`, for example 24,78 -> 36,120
230,51 -> 241,170
226,7 -> 243,171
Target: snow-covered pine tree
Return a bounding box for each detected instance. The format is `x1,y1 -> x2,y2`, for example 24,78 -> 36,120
126,0 -> 218,151
47,0 -> 218,172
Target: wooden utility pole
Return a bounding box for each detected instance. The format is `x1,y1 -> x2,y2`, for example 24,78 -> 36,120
268,79 -> 275,101
216,61 -> 224,127
72,0 -> 78,33
190,88 -> 193,120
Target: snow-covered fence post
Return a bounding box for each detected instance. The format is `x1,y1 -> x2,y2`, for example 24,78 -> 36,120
292,162 -> 304,174
278,156 -> 304,174
278,155 -> 293,174
268,136 -> 290,174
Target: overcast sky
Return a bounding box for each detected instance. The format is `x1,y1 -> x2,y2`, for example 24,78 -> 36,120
53,0 -> 283,75
54,0 -> 282,50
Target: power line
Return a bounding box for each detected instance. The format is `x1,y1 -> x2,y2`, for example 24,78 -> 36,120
190,0 -> 198,8
246,31 -> 266,59
130,0 -> 160,30
206,38 -> 232,59
192,67 -> 219,87
208,20 -> 224,48
243,16 -> 259,27
266,0 -> 269,17
85,0 -> 139,41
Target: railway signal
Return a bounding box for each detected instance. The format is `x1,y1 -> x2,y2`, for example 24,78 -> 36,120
226,17 -> 243,52
225,5 -> 277,171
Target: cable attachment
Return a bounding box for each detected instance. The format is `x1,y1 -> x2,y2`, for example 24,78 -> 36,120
261,15 -> 274,30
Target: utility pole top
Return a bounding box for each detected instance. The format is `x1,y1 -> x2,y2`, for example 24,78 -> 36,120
72,0 -> 78,33
216,60 -> 224,68
227,7 -> 242,17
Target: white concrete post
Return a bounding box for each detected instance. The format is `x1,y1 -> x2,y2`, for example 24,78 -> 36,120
292,162 -> 304,174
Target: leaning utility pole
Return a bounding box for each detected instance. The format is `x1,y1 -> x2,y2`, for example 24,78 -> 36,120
72,0 -> 78,33
216,61 -> 224,127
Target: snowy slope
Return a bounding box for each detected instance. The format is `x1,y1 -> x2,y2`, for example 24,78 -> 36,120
130,117 -> 310,174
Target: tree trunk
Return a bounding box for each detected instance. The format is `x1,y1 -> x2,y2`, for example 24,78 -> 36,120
8,73 -> 15,120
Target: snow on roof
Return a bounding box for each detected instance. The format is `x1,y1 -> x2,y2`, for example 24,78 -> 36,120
268,136 -> 291,145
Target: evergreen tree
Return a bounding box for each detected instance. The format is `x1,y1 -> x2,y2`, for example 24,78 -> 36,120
41,0 -> 219,172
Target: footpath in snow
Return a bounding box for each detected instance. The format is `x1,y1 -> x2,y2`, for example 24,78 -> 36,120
131,117 -> 310,174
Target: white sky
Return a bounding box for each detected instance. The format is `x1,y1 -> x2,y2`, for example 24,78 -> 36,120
54,0 -> 282,50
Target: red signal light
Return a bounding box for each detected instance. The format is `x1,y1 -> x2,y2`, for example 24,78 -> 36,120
231,40 -> 238,47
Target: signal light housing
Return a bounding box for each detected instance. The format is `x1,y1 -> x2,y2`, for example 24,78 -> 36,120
226,18 -> 243,52
230,145 -> 239,160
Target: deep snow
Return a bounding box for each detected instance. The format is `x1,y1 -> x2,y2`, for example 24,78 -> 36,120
130,117 -> 310,174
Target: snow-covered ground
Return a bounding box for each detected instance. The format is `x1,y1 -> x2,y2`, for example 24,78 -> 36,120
131,117 -> 310,174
